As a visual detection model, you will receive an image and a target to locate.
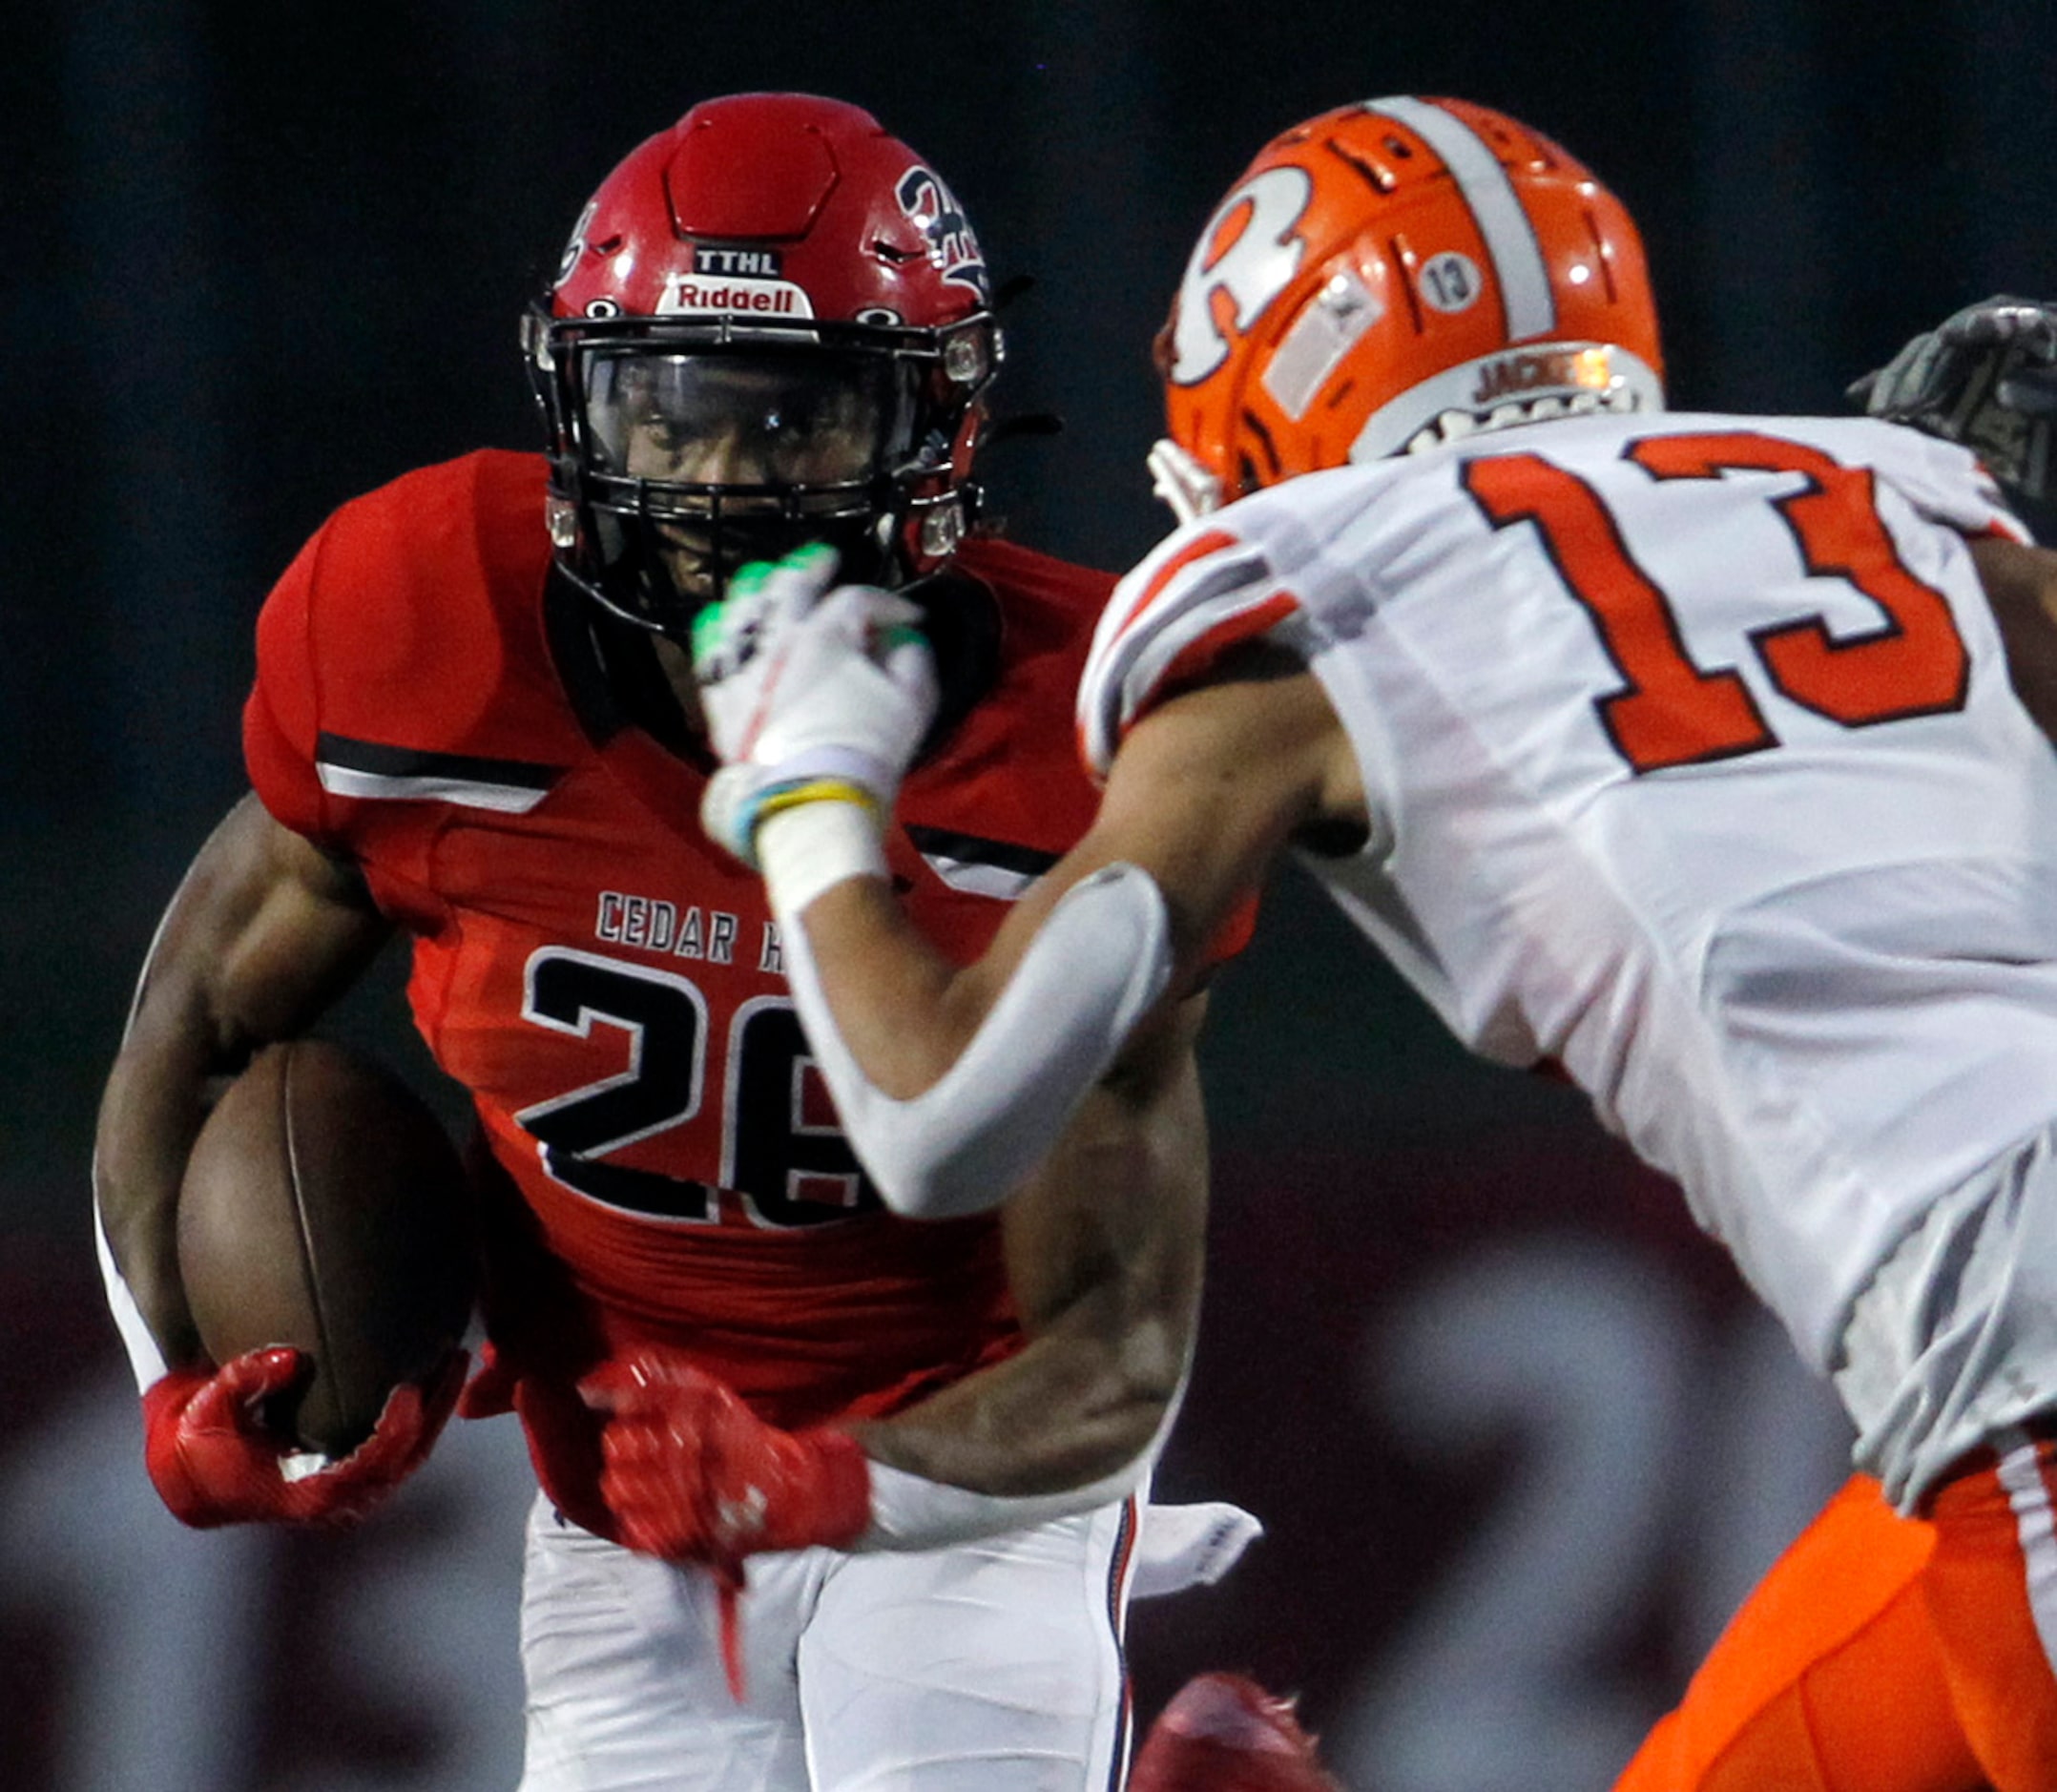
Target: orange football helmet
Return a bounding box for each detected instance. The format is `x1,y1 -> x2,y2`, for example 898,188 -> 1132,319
1150,95 -> 1665,522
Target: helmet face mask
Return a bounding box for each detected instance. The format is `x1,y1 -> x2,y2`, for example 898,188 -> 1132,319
531,94 -> 1000,638
1152,95 -> 1666,523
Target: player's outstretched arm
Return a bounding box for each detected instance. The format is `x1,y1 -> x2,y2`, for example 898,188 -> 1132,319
850,989 -> 1212,1505
94,793 -> 446,1527
800,655 -> 1337,1094
705,597 -> 1347,1219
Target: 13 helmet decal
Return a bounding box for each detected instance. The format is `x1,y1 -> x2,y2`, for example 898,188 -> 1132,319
1149,95 -> 1665,525
530,94 -> 1001,638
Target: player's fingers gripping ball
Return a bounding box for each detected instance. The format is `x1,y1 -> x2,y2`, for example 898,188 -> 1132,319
342,1347 -> 468,1486
142,1343 -> 464,1530
270,1344 -> 467,1525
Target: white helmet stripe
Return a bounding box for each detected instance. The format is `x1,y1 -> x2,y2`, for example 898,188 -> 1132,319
1362,96 -> 1556,341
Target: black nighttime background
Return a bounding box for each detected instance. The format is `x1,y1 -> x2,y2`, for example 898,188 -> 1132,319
4,5 -> 2051,1788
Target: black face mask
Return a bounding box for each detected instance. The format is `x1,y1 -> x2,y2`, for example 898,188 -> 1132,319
559,347 -> 927,638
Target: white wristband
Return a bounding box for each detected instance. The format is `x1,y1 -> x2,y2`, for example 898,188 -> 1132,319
758,799 -> 889,919
94,1200 -> 169,1390
859,1449 -> 1155,1552
855,1465 -> 1263,1598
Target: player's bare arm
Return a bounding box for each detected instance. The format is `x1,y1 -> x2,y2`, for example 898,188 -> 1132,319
1972,533 -> 2057,737
94,792 -> 392,1369
582,983 -> 1235,1573
95,795 -> 452,1530
844,990 -> 1211,1495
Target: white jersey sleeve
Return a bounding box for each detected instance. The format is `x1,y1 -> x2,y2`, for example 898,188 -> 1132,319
1864,422 -> 2032,545
1080,422 -> 2027,788
1079,526 -> 1305,780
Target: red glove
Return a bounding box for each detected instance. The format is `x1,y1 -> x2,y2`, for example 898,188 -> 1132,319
1129,1673 -> 1344,1792
142,1344 -> 465,1530
582,1347 -> 872,1569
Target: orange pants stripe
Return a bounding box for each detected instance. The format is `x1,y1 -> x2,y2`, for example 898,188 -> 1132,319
1924,1429 -> 2057,1790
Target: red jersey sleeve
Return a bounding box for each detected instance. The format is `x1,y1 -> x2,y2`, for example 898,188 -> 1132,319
244,521 -> 340,847
240,450 -> 558,858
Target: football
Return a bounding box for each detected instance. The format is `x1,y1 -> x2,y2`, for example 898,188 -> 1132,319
177,1037 -> 477,1457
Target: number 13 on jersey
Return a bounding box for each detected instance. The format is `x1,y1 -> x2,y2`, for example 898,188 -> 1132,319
1462,430 -> 1973,773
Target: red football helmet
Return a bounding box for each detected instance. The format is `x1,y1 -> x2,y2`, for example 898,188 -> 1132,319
1149,96 -> 1665,523
1130,1674 -> 1345,1792
530,94 -> 1000,636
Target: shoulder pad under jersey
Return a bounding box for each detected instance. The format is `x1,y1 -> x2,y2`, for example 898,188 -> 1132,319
243,450 -> 578,844
1078,524 -> 1301,780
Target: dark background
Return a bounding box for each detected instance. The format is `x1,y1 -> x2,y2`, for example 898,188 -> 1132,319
4,3 -> 2049,1787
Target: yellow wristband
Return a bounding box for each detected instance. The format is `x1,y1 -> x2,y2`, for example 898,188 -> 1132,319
753,778 -> 881,826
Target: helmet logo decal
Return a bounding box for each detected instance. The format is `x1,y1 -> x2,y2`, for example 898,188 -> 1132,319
1262,268 -> 1384,420
895,165 -> 989,300
694,245 -> 784,278
555,199 -> 597,288
1420,251 -> 1483,314
656,271 -> 816,318
1166,166 -> 1312,386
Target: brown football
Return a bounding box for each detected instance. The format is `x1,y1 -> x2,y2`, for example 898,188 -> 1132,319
177,1037 -> 477,1457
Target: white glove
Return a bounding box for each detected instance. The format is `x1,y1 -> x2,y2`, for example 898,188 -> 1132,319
692,546 -> 939,868
693,544 -> 842,763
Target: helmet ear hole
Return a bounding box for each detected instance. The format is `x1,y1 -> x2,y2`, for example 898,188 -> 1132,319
1239,409 -> 1282,484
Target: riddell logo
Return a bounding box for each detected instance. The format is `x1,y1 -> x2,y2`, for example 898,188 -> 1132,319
656,274 -> 816,318
1470,347 -> 1611,405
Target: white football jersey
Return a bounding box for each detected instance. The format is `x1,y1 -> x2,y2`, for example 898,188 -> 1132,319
1083,412 -> 2057,1366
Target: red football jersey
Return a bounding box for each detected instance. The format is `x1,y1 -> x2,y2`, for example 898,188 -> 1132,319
243,448 -> 1114,1528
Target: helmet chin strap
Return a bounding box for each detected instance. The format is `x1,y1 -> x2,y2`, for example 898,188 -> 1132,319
1147,439 -> 1224,527
591,505 -> 902,644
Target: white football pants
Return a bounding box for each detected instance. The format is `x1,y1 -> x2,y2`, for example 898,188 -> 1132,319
1837,1115 -> 2057,1511
515,1490 -> 1138,1791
